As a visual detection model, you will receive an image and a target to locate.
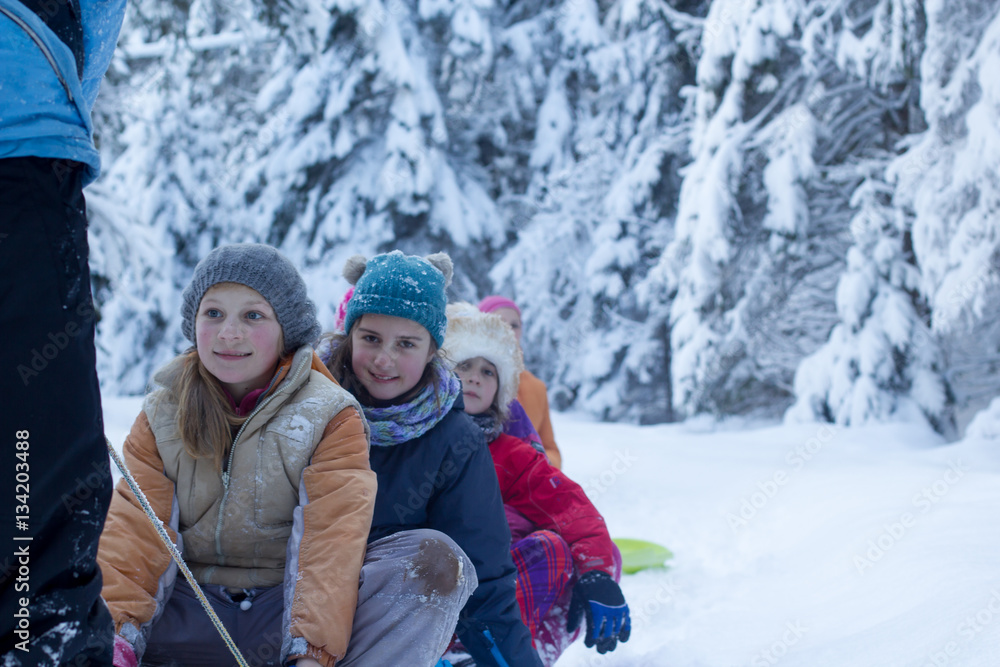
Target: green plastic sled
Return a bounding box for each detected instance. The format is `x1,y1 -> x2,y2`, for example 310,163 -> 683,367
613,538 -> 674,574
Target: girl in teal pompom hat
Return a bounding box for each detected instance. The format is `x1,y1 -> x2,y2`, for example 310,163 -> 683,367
319,250 -> 543,667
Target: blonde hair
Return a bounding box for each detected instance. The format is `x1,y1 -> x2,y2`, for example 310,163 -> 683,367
171,349 -> 247,469
171,325 -> 284,469
170,282 -> 288,468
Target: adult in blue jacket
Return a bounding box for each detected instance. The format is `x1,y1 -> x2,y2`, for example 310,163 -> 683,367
0,0 -> 126,663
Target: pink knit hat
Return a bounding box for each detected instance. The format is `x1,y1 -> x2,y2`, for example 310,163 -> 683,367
478,295 -> 520,315
333,286 -> 354,333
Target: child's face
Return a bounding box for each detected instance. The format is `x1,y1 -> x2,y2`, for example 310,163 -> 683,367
351,313 -> 435,402
455,356 -> 499,416
493,307 -> 522,345
196,283 -> 283,402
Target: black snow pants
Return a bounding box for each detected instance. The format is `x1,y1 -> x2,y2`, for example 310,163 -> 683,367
0,156 -> 114,665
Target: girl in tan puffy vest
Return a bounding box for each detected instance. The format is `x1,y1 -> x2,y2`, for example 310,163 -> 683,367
99,243 -> 380,667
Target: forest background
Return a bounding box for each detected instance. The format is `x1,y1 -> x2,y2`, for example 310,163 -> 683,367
88,0 -> 1000,438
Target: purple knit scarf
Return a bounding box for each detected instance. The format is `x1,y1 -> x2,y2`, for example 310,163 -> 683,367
363,359 -> 461,447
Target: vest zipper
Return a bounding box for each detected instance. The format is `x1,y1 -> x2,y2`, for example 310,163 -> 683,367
0,5 -> 75,103
214,354 -> 312,559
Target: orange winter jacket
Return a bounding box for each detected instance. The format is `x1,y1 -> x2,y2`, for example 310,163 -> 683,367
98,347 -> 376,667
516,369 -> 562,469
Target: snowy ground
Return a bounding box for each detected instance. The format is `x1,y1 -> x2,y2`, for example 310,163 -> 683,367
102,398 -> 1000,667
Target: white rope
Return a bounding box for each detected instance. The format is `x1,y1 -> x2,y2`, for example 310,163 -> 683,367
106,439 -> 250,667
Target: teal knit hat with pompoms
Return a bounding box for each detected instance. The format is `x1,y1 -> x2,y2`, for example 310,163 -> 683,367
342,250 -> 453,347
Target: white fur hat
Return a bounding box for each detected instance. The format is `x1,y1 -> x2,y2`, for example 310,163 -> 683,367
443,302 -> 525,418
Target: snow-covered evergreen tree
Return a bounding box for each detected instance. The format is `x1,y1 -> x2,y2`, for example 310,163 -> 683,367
488,0 -> 697,422
92,0 -> 514,391
640,0 -> 890,421
785,163 -> 952,434
790,0 -> 1000,434
893,0 -> 1000,432
494,0 -> 942,425
88,0 -> 1000,435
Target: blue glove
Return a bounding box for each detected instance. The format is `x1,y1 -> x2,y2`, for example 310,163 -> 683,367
567,570 -> 631,653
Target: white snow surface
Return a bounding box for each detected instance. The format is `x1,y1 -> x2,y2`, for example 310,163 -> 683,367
101,397 -> 1000,666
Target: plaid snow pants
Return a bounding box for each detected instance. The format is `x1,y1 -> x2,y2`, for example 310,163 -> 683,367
508,512 -> 623,666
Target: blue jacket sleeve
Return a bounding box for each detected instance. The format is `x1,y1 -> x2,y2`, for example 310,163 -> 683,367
0,0 -> 126,182
80,0 -> 128,109
427,416 -> 542,667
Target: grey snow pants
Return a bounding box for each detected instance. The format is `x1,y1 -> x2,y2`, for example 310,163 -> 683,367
141,529 -> 476,666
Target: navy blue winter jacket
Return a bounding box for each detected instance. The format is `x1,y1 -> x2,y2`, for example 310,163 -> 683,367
368,396 -> 542,667
0,0 -> 126,184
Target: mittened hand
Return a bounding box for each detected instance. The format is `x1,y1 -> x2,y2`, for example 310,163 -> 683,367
113,635 -> 138,667
566,570 -> 631,653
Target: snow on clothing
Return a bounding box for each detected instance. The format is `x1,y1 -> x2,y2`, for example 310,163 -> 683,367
489,431 -> 621,665
343,529 -> 476,665
510,531 -> 575,657
98,347 -> 377,667
0,0 -> 126,184
360,364 -> 542,667
511,531 -> 574,634
516,369 -> 563,469
139,530 -> 477,667
342,250 -> 452,346
1,1 -> 124,659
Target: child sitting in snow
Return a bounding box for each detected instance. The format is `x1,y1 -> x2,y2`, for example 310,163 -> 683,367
318,251 -> 542,667
337,285 -> 548,461
478,296 -> 563,468
99,243 -> 381,666
443,303 -> 630,665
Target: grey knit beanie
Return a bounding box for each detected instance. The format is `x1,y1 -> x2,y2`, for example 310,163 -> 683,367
181,243 -> 320,352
